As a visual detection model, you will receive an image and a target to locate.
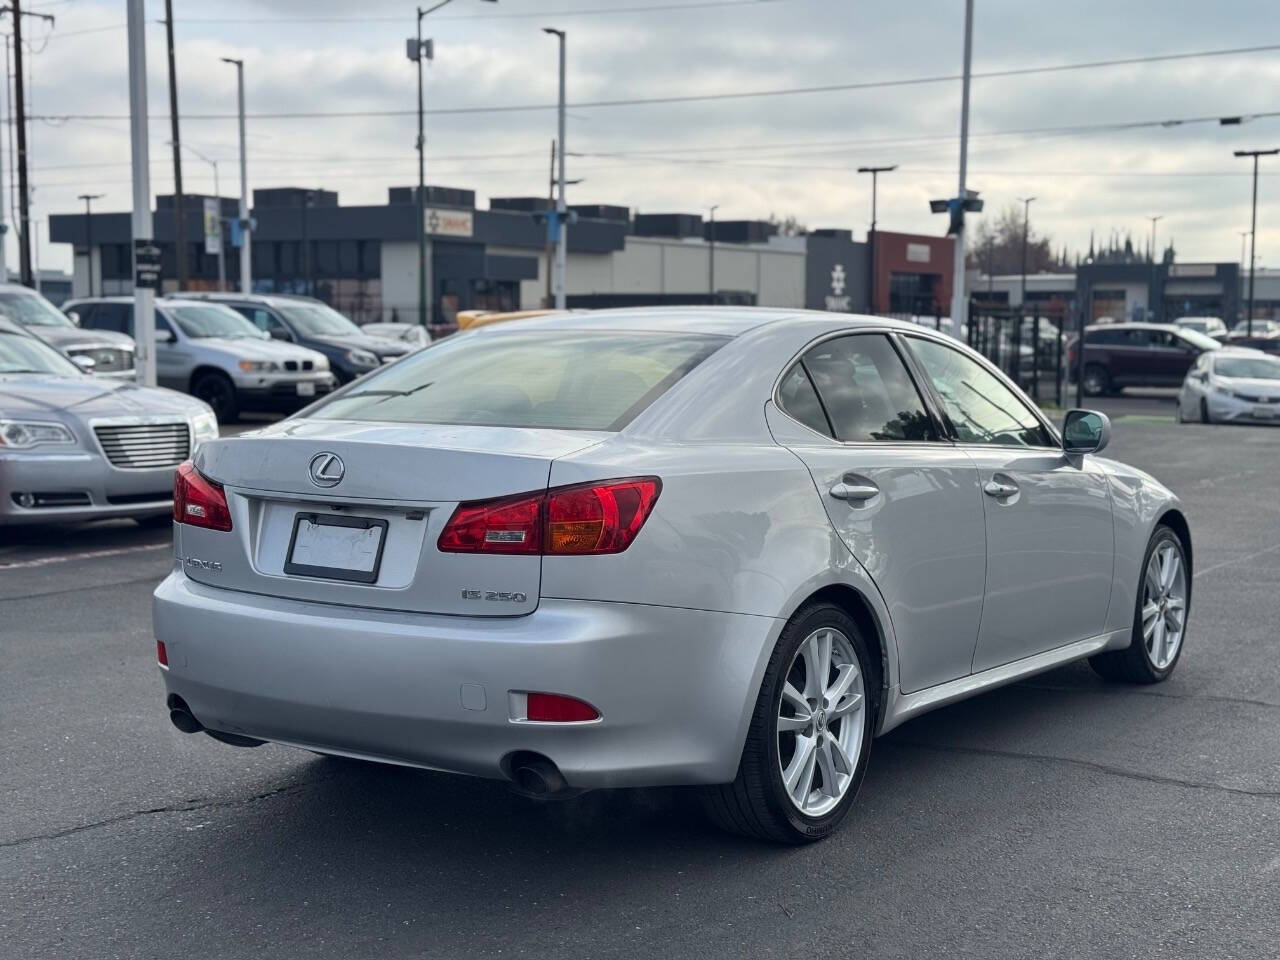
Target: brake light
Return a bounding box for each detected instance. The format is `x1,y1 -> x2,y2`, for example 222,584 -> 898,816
526,692 -> 600,722
156,640 -> 168,667
173,460 -> 233,531
438,477 -> 661,556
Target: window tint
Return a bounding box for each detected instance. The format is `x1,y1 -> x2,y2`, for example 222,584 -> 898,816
777,363 -> 832,437
308,331 -> 726,431
799,334 -> 934,442
1085,329 -> 1124,345
83,302 -> 132,334
907,337 -> 1051,447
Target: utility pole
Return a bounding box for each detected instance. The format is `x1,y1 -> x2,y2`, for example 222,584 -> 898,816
543,27 -> 567,309
1147,214 -> 1163,322
950,0 -> 974,333
708,204 -> 718,301
78,193 -> 103,297
1234,148 -> 1278,336
163,0 -> 187,291
9,2 -> 53,287
1017,196 -> 1035,308
127,0 -> 156,387
221,57 -> 250,294
858,164 -> 895,313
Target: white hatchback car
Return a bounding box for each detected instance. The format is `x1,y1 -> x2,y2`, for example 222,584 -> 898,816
1177,346 -> 1280,424
154,309 -> 1192,843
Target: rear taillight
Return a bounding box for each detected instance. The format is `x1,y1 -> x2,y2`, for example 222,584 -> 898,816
173,460 -> 233,532
438,477 -> 661,556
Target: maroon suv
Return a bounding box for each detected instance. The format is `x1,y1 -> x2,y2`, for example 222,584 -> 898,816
1069,323 -> 1221,396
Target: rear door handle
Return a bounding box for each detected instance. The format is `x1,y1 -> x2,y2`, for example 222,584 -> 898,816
983,479 -> 1019,498
830,481 -> 880,501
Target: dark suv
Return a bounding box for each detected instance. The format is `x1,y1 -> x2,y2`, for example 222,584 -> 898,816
1069,322 -> 1221,396
170,293 -> 411,383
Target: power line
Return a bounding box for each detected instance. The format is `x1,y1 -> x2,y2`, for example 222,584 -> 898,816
25,42 -> 1280,121
180,0 -> 784,24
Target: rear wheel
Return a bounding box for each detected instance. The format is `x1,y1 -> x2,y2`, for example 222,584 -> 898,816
1090,525 -> 1189,684
703,602 -> 875,844
1082,364 -> 1110,397
192,371 -> 240,423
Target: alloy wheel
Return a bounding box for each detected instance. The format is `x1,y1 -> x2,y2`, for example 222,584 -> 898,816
1142,540 -> 1187,670
776,626 -> 866,817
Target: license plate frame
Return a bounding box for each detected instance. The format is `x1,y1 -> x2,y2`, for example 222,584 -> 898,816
284,512 -> 389,584
1252,405 -> 1274,420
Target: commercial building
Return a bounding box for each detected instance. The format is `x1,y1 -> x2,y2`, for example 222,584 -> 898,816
48,186 -> 952,323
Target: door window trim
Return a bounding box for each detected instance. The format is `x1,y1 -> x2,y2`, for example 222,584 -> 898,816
897,330 -> 1063,451
772,328 -> 950,446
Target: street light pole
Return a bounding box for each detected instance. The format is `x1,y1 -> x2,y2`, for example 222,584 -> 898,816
949,0 -> 974,333
127,0 -> 156,387
78,193 -> 103,297
220,57 -> 250,295
408,1 -> 496,328
1234,148 -> 1278,335
708,204 -> 718,300
858,164 -> 896,313
1147,214 -> 1163,322
543,27 -> 567,310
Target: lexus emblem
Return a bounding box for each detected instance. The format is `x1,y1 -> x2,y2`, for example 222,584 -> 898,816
308,452 -> 345,487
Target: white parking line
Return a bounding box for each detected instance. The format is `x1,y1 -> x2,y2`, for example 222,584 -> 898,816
1194,543 -> 1280,579
0,543 -> 170,570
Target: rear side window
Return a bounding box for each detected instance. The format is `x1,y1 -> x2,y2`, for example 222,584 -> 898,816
777,364 -> 832,437
307,330 -> 726,431
796,334 -> 935,442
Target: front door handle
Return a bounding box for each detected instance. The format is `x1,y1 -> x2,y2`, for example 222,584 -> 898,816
830,481 -> 880,501
983,479 -> 1019,498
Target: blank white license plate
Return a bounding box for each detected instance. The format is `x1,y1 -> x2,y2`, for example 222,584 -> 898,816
1252,406 -> 1274,419
284,513 -> 388,583
296,381 -> 317,397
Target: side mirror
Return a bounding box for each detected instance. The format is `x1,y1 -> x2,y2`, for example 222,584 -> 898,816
1062,409 -> 1110,456
72,354 -> 96,373
269,328 -> 293,342
66,310 -> 81,326
155,327 -> 175,344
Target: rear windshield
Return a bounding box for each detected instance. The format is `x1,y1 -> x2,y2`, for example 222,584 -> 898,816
306,330 -> 726,430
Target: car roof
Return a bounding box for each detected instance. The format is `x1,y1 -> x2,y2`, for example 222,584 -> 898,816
462,306 -> 923,338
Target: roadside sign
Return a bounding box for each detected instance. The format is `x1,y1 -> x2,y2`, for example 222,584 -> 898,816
133,240 -> 162,289
203,198 -> 221,255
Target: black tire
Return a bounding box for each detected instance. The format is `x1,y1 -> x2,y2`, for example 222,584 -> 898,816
1082,363 -> 1110,397
1089,525 -> 1189,684
192,371 -> 240,423
702,602 -> 876,844
1199,398 -> 1211,424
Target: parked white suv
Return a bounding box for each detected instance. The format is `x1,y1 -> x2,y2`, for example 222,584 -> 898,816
64,297 -> 337,421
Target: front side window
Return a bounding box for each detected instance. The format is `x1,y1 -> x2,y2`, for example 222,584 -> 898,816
307,330 -> 726,431
907,336 -> 1051,448
798,334 -> 935,442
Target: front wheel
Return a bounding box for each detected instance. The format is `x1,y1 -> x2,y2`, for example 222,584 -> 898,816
1082,364 -> 1110,397
1199,398 -> 1211,424
1090,525 -> 1189,684
703,602 -> 876,844
192,371 -> 240,423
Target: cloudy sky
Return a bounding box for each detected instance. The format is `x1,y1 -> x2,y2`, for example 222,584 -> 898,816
9,0 -> 1280,274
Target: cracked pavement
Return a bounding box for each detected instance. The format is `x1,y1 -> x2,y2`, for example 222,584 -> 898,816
2,405 -> 1278,959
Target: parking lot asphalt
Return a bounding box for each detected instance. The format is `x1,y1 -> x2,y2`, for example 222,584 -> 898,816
3,399 -> 1278,960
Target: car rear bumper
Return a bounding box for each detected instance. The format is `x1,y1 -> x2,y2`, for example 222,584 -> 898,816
153,572 -> 780,788
0,450 -> 174,524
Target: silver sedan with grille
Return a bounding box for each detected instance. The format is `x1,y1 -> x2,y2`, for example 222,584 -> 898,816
0,318 -> 217,525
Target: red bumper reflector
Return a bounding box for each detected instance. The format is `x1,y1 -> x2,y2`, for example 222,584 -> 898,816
156,640 -> 169,667
526,692 -> 599,723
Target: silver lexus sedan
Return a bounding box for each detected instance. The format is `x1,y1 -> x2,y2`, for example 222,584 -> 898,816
0,318 -> 218,526
154,309 -> 1192,843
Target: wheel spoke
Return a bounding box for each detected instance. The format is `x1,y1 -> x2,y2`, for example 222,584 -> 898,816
1150,617 -> 1166,662
824,662 -> 859,706
1141,600 -> 1160,639
1145,560 -> 1162,601
802,630 -> 832,699
781,682 -> 811,720
1164,606 -> 1183,633
777,715 -> 809,732
828,733 -> 854,776
784,735 -> 818,805
815,737 -> 840,798
830,691 -> 864,720
1161,549 -> 1180,592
